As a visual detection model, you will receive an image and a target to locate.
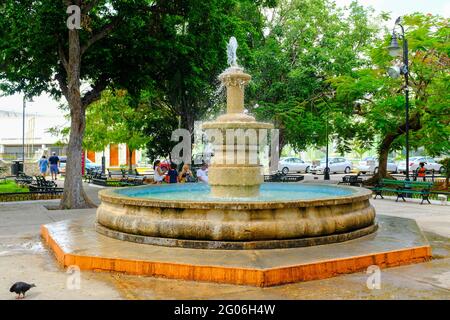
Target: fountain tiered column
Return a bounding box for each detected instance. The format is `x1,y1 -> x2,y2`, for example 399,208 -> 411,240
202,67 -> 273,198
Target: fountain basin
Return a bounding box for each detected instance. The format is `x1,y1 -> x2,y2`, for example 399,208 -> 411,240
96,184 -> 376,249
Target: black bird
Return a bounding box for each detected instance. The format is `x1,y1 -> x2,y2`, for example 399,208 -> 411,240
10,282 -> 36,299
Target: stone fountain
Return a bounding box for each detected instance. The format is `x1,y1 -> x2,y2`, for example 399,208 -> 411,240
94,37 -> 377,249
41,37 -> 432,287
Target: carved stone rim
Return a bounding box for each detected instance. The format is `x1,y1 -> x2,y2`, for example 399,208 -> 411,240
202,121 -> 274,129
98,184 -> 373,210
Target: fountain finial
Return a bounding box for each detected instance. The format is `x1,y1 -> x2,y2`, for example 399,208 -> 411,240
227,37 -> 238,67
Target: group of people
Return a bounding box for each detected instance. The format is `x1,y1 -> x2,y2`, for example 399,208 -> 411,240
153,160 -> 209,184
38,152 -> 60,181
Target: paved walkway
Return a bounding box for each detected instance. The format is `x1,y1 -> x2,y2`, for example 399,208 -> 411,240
0,183 -> 449,300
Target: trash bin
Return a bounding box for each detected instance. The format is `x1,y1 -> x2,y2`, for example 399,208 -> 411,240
11,160 -> 24,176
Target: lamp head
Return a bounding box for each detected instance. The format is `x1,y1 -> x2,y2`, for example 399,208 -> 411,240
387,33 -> 402,57
387,65 -> 401,79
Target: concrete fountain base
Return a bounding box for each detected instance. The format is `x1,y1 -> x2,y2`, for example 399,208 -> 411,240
41,214 -> 431,287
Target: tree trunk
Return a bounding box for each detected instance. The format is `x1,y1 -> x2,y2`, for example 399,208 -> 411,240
363,133 -> 397,185
364,114 -> 421,186
278,128 -> 286,158
60,29 -> 95,209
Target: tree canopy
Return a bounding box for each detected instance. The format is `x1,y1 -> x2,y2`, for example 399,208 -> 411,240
0,0 -> 448,204
0,0 -> 274,208
328,13 -> 450,179
247,0 -> 381,152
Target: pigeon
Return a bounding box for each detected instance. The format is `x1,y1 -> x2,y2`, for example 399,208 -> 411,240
10,282 -> 36,299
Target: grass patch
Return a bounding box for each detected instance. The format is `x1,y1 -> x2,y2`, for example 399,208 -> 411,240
0,180 -> 29,193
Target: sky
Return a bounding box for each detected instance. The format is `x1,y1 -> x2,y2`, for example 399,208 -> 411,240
0,0 -> 448,117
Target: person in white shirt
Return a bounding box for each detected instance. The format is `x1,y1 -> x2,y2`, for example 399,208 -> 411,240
196,163 -> 209,183
153,160 -> 165,184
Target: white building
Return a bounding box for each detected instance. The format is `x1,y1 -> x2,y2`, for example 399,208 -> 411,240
0,109 -> 144,168
0,109 -> 68,160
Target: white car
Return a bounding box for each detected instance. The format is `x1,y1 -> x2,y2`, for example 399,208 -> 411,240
311,157 -> 353,174
397,156 -> 445,174
358,157 -> 398,174
278,157 -> 311,174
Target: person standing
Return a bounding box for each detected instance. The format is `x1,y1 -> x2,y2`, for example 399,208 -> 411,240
48,152 -> 60,181
38,155 -> 49,177
417,162 -> 426,181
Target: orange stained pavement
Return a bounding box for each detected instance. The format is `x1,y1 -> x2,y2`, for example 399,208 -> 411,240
41,214 -> 432,287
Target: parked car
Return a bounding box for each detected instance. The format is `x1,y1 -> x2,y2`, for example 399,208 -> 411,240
278,157 -> 312,174
358,157 -> 398,174
311,157 -> 353,174
397,156 -> 445,174
58,156 -> 101,174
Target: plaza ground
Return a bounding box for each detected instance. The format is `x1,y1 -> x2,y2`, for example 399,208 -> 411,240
0,177 -> 449,300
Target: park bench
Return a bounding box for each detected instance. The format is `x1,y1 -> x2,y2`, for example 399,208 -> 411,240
84,168 -> 107,183
91,169 -> 143,187
108,168 -> 126,180
370,178 -> 433,204
338,173 -> 363,187
123,175 -> 145,186
134,168 -> 153,178
29,176 -> 63,193
264,171 -> 304,182
15,172 -> 33,186
84,168 -> 96,182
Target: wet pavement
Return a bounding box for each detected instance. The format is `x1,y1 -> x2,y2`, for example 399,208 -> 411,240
0,183 -> 449,300
43,214 -> 429,270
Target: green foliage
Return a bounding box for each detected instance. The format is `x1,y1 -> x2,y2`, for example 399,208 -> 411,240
0,0 -> 177,97
439,158 -> 450,180
157,0 -> 271,131
51,89 -> 155,156
139,90 -> 179,161
0,180 -> 28,193
247,0 -> 381,152
329,13 -> 450,158
84,89 -> 150,153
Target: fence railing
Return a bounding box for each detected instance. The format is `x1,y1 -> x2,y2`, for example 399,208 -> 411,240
392,169 -> 446,183
0,153 -> 37,161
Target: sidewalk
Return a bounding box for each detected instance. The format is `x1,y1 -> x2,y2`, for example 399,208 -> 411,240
0,183 -> 449,299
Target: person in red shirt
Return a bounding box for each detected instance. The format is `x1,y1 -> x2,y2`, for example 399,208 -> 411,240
417,162 -> 426,181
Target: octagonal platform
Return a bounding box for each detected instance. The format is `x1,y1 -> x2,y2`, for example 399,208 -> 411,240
41,215 -> 432,287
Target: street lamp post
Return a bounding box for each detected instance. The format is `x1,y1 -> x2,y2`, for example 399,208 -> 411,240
22,95 -> 34,173
102,149 -> 106,175
22,96 -> 26,165
324,114 -> 330,180
387,17 -> 410,181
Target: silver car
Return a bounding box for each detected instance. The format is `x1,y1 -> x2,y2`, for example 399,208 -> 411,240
397,156 -> 445,174
278,157 -> 311,174
358,157 -> 398,174
311,157 -> 353,174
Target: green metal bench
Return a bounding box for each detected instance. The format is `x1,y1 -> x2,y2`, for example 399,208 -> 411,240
371,178 -> 433,204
